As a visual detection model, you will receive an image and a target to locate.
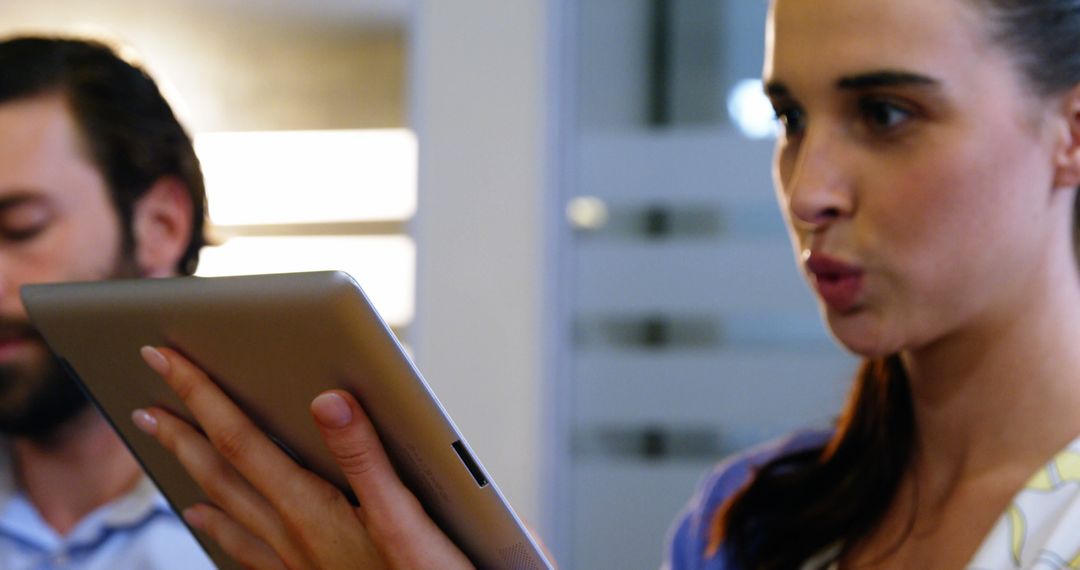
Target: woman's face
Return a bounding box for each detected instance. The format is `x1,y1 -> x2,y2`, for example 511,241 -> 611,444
766,0 -> 1072,356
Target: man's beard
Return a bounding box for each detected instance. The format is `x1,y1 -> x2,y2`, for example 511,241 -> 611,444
0,249 -> 142,440
0,342 -> 89,439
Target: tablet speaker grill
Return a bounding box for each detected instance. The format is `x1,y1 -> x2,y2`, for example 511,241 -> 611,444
498,542 -> 541,570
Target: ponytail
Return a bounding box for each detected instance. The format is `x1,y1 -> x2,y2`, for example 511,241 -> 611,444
708,356 -> 914,569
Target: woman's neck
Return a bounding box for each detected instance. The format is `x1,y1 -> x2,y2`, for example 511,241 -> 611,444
901,249 -> 1080,504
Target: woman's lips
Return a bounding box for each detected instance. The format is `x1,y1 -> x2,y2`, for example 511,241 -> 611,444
805,252 -> 865,313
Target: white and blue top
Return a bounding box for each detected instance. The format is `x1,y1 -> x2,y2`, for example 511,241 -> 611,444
0,446 -> 214,570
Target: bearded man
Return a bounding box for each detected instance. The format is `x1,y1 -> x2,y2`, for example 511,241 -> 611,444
0,36 -> 214,568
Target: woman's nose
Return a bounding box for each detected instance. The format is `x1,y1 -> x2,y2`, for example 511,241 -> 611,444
782,129 -> 855,231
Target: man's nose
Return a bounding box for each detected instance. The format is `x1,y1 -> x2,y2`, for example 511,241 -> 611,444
0,269 -> 29,319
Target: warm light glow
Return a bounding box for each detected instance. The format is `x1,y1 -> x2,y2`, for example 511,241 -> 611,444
195,235 -> 416,327
195,129 -> 418,225
566,196 -> 609,231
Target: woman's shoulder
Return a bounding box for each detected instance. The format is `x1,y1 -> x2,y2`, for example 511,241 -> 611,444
700,429 -> 832,503
663,428 -> 833,570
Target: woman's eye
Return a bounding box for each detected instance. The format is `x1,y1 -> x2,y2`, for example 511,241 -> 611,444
774,107 -> 806,137
860,99 -> 912,132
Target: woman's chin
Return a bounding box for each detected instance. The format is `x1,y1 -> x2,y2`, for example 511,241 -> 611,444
822,309 -> 903,358
835,338 -> 896,358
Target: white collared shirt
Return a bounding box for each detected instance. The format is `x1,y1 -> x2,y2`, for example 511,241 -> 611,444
0,446 -> 214,570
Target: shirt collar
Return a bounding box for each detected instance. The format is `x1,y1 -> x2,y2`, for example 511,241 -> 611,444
0,440 -> 168,546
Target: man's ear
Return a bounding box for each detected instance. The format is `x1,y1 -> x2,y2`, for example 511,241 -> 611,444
132,176 -> 193,278
1053,84 -> 1080,190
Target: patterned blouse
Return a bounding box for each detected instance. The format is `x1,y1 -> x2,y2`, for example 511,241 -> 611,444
666,431 -> 1080,570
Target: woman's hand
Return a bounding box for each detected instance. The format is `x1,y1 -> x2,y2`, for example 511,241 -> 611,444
130,345 -> 475,570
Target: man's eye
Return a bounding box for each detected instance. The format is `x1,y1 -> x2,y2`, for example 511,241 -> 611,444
2,224 -> 47,242
860,99 -> 912,131
774,107 -> 806,136
0,203 -> 53,242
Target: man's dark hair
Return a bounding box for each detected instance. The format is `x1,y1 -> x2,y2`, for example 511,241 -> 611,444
0,35 -> 206,275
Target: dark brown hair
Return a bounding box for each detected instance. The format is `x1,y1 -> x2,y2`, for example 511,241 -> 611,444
710,1 -> 1080,567
709,358 -> 913,568
0,35 -> 206,275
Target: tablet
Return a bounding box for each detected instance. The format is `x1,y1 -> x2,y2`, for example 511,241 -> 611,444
22,271 -> 552,570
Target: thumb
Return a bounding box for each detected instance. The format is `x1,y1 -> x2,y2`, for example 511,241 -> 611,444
311,390 -> 473,567
309,390 -> 420,517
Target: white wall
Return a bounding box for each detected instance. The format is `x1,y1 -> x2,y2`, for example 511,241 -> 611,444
410,0 -> 551,531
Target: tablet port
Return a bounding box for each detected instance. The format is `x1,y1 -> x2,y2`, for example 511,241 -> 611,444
451,440 -> 488,487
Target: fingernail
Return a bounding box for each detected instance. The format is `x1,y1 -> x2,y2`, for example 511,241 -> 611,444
183,506 -> 205,531
312,392 -> 352,428
140,346 -> 170,376
132,409 -> 158,435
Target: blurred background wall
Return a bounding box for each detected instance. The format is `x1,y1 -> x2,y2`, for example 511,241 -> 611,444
0,0 -> 406,131
0,2 -> 857,568
554,3 -> 854,568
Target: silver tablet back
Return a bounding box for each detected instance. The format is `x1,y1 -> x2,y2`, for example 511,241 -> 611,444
22,271 -> 551,570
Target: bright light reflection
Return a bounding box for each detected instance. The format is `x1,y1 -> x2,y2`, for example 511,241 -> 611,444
566,196 -> 609,231
195,235 -> 415,327
195,129 -> 417,225
727,79 -> 777,140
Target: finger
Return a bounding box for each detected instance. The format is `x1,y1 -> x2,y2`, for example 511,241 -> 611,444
309,390 -> 412,510
140,346 -> 363,564
184,504 -> 289,570
310,390 -> 473,568
133,406 -> 314,570
140,346 -> 328,508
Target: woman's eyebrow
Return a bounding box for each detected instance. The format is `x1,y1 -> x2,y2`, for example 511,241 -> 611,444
763,71 -> 941,99
836,71 -> 941,90
763,81 -> 790,98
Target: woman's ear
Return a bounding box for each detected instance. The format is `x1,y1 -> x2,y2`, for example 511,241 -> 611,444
132,176 -> 194,278
1053,84 -> 1080,190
